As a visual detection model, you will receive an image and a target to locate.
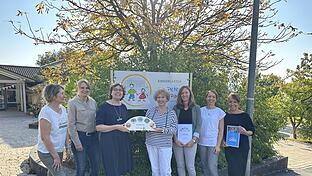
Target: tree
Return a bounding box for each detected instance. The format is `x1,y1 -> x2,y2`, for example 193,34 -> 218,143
270,81 -> 306,139
36,47 -> 73,66
270,53 -> 312,139
239,74 -> 286,162
13,0 -> 305,172
12,0 -> 300,71
286,53 -> 312,139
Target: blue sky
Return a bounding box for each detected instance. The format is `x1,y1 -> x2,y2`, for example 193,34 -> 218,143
0,0 -> 311,77
260,0 -> 312,76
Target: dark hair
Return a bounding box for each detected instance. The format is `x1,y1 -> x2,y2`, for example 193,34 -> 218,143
77,79 -> 90,90
153,89 -> 170,101
43,84 -> 64,103
176,86 -> 195,108
206,90 -> 218,99
109,83 -> 125,100
228,93 -> 240,103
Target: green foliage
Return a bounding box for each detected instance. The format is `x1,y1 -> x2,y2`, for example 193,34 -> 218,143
239,74 -> 286,163
27,0 -> 304,170
13,0 -> 301,72
299,120 -> 312,140
284,53 -> 312,139
36,47 -> 72,66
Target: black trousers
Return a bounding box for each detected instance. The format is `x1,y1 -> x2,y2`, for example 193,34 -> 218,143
225,147 -> 249,176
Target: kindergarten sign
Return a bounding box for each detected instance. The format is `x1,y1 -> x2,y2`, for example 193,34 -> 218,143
113,71 -> 191,110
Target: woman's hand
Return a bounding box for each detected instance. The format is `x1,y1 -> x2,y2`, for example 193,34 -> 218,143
118,124 -> 130,133
153,127 -> 164,133
52,155 -> 62,171
185,140 -> 194,148
239,126 -> 250,136
174,139 -> 184,147
75,144 -> 83,151
214,146 -> 221,154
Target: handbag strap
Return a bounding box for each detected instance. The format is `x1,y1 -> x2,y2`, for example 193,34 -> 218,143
151,108 -> 169,128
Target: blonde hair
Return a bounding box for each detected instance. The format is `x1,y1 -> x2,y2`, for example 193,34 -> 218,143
153,89 -> 170,101
43,84 -> 64,103
77,79 -> 90,89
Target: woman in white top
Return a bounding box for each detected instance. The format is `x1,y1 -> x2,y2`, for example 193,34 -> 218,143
198,90 -> 225,176
37,84 -> 70,176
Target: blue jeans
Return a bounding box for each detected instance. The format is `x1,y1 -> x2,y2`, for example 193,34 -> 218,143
199,145 -> 219,176
72,131 -> 99,176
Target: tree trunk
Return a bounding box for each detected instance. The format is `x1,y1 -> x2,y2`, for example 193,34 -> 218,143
292,125 -> 297,139
290,117 -> 297,139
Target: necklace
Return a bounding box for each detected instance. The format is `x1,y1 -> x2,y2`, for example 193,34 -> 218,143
113,106 -> 123,122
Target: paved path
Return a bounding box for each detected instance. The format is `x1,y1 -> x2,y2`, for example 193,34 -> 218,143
0,111 -> 37,176
1,110 -> 312,176
273,140 -> 312,176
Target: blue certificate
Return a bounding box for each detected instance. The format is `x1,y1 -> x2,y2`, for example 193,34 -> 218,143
226,125 -> 240,148
177,124 -> 192,145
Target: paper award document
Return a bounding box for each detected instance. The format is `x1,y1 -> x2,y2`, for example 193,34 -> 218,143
177,124 -> 192,145
226,125 -> 240,148
125,116 -> 156,131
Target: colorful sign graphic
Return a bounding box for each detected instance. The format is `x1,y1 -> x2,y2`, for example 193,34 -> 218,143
113,71 -> 190,110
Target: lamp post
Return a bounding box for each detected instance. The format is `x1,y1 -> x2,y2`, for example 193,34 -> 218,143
245,0 -> 260,175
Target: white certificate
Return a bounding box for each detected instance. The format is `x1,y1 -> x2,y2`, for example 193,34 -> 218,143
177,124 -> 192,145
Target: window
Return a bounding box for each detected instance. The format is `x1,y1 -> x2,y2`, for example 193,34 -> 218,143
7,89 -> 16,103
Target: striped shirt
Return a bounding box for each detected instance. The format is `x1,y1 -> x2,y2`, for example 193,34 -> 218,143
145,107 -> 177,148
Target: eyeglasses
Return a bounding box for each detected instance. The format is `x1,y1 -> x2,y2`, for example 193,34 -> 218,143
113,88 -> 123,92
80,86 -> 90,90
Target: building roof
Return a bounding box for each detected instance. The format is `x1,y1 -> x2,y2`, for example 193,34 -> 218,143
0,64 -> 42,82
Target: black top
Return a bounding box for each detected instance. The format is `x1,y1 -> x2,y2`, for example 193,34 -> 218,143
96,102 -> 133,176
178,108 -> 192,124
224,112 -> 255,150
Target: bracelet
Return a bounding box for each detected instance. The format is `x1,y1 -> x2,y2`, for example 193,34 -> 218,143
162,129 -> 165,133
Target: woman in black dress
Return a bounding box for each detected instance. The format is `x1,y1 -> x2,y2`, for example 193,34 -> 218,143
96,83 -> 133,176
224,93 -> 255,176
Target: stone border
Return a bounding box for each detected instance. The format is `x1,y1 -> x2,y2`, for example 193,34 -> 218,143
30,146 -> 287,176
29,147 -> 75,175
252,156 -> 288,176
29,149 -> 47,175
219,156 -> 288,176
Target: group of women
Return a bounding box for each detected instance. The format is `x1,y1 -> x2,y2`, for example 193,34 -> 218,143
37,79 -> 255,176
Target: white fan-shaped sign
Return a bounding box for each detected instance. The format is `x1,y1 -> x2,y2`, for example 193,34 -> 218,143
125,116 -> 156,131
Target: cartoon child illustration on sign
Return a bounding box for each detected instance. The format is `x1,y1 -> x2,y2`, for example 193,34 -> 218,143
127,83 -> 137,101
138,88 -> 147,102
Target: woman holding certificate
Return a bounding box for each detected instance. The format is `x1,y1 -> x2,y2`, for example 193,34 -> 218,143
224,93 -> 255,176
95,83 -> 133,176
199,90 -> 225,176
145,89 -> 177,176
173,86 -> 201,176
